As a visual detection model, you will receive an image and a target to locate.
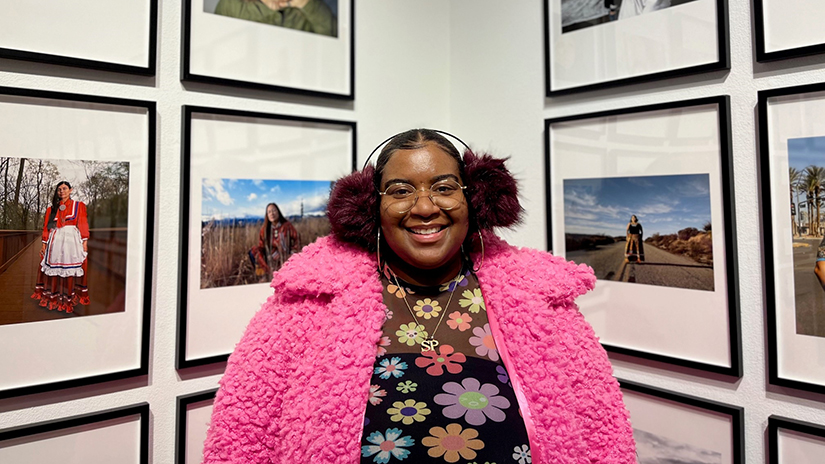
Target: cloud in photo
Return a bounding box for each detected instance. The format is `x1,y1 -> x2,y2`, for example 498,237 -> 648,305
563,174 -> 712,237
201,178 -> 333,221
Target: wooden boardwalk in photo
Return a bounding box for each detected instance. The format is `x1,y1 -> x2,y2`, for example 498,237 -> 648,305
0,230 -> 127,327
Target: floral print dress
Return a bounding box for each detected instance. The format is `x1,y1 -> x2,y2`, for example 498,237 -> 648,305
361,264 -> 531,464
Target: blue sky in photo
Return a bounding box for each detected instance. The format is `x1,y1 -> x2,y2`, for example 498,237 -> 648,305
202,178 -> 333,221
563,174 -> 712,237
788,135 -> 825,172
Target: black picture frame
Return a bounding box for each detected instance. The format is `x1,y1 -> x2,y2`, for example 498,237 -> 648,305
0,87 -> 155,399
176,388 -> 218,464
543,0 -> 730,96
545,96 -> 741,376
753,0 -> 825,62
0,403 -> 149,464
769,415 -> 825,463
0,1 -> 158,76
759,82 -> 825,395
182,0 -> 355,100
620,379 -> 744,464
177,105 -> 357,368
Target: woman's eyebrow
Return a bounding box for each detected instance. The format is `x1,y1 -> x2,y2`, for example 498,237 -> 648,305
382,173 -> 461,190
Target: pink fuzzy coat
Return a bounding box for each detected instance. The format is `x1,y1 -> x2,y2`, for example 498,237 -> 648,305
202,234 -> 636,464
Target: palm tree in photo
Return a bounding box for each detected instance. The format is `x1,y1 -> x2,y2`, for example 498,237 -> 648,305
804,165 -> 825,237
790,167 -> 802,237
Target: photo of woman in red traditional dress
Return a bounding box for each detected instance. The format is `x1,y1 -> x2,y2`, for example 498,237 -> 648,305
249,202 -> 300,278
30,180 -> 90,312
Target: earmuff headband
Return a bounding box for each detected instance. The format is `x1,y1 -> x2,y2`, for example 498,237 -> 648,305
362,129 -> 473,170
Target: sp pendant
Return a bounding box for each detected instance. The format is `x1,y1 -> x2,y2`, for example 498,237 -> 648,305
421,338 -> 439,352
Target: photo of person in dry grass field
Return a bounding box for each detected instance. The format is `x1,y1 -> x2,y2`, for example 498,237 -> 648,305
786,135 -> 825,338
564,173 -> 715,292
0,157 -> 129,327
561,0 -> 700,34
200,178 -> 333,289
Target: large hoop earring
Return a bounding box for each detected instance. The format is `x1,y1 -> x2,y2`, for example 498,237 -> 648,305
473,230 -> 484,272
462,229 -> 485,273
376,228 -> 382,272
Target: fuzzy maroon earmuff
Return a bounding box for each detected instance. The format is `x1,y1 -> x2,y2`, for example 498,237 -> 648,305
327,164 -> 380,251
326,149 -> 522,251
462,149 -> 523,231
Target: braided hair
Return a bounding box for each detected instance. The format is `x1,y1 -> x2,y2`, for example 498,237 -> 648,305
47,181 -> 71,230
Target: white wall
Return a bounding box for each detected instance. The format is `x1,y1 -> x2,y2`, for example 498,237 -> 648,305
0,1 -> 451,462
449,1 -> 825,463
3,0 -> 825,462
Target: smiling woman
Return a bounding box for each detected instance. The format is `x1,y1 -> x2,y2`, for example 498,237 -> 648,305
201,129 -> 637,464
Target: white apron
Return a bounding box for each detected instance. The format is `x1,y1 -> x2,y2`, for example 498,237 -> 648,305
41,225 -> 86,277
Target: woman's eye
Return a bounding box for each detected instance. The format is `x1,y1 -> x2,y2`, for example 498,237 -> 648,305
389,186 -> 413,196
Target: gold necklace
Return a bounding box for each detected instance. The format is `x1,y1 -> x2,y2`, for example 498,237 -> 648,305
389,265 -> 463,353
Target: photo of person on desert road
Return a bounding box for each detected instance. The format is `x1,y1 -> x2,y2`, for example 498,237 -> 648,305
625,214 -> 645,263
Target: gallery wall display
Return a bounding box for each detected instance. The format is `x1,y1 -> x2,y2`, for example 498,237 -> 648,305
754,0 -> 825,62
178,105 -> 356,368
545,96 -> 741,376
544,0 -> 729,96
759,82 -> 825,395
183,0 -> 354,99
620,380 -> 743,464
0,87 -> 155,398
176,389 -> 217,464
0,403 -> 149,464
769,416 -> 825,464
0,0 -> 157,75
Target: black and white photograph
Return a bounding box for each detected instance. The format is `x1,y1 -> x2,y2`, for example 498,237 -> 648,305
760,83 -> 825,394
545,0 -> 728,95
546,96 -> 740,376
562,0 -> 699,34
769,416 -> 825,464
564,174 -> 714,292
203,0 -> 338,37
0,88 -> 154,399
0,0 -> 157,75
634,428 -> 722,464
754,0 -> 825,62
621,380 -> 742,464
178,106 -> 355,368
184,0 -> 353,98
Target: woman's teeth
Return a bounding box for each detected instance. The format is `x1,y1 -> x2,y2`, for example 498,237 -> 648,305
410,227 -> 442,235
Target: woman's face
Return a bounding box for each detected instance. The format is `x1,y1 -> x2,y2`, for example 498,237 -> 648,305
631,215 -> 638,223
57,184 -> 72,201
267,205 -> 280,223
379,143 -> 469,271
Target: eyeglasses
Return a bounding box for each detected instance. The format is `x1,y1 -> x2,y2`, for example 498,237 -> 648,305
379,179 -> 467,215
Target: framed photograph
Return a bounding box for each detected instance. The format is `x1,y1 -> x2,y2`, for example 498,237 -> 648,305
178,105 -> 356,368
176,389 -> 217,464
769,416 -> 825,464
545,96 -> 741,376
182,0 -> 354,99
0,1 -> 157,75
0,403 -> 148,464
543,0 -> 729,96
759,82 -> 825,394
620,380 -> 743,464
0,87 -> 155,398
754,0 -> 825,62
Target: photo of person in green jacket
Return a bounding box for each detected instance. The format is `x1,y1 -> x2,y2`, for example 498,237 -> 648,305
207,0 -> 338,38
